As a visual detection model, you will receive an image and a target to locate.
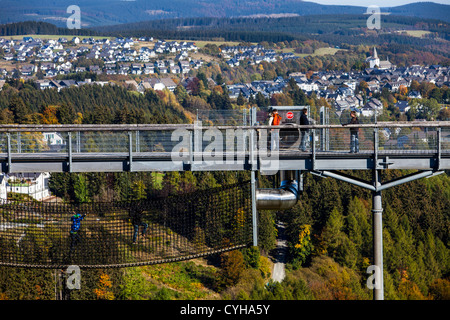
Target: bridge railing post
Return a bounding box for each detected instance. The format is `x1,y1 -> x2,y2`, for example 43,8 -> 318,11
17,132 -> 21,154
311,128 -> 316,170
6,132 -> 11,173
68,132 -> 72,173
374,126 -> 379,169
136,130 -> 140,153
76,131 -> 80,153
128,131 -> 133,172
437,127 -> 441,170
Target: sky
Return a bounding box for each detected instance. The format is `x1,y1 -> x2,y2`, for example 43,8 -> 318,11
303,0 -> 450,6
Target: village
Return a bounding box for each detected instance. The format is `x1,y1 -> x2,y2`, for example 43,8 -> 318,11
0,36 -> 449,119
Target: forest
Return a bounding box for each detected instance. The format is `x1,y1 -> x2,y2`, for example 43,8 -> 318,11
0,73 -> 448,300
3,0 -> 449,27
95,14 -> 450,39
0,21 -> 95,37
0,169 -> 448,300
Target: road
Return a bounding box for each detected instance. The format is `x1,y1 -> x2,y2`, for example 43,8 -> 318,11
271,221 -> 287,283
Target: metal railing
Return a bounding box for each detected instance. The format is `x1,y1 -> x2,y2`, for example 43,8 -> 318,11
0,122 -> 449,156
0,121 -> 448,174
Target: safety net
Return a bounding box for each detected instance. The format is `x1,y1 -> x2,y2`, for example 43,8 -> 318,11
0,181 -> 252,268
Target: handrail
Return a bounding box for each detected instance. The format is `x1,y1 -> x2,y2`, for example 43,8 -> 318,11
0,121 -> 449,132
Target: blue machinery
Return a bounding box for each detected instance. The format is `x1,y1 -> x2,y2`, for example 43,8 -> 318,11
0,113 -> 449,300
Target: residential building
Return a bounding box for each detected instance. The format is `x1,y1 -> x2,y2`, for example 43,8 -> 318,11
7,172 -> 51,201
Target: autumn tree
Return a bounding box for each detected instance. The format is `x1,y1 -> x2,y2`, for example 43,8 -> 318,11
39,105 -> 59,124
399,84 -> 408,96
289,224 -> 314,268
270,93 -> 293,106
94,272 -> 114,300
219,250 -> 245,288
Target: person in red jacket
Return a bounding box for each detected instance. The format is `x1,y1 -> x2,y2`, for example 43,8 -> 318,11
269,109 -> 281,151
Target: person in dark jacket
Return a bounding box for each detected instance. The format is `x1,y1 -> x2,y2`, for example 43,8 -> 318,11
345,110 -> 360,153
299,108 -> 309,151
130,206 -> 148,244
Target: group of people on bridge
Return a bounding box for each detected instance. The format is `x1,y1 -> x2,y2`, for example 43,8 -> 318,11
268,108 -> 360,153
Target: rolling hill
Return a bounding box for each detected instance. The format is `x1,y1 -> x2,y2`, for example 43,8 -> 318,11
0,0 -> 448,27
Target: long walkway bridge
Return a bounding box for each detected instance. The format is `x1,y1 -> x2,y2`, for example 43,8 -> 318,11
0,121 -> 448,173
0,110 -> 449,300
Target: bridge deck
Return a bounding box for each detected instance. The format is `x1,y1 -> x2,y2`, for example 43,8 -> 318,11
1,149 -> 448,172
0,121 -> 448,173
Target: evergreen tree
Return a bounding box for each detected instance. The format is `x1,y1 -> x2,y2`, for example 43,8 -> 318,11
8,95 -> 29,123
236,92 -> 246,106
56,103 -> 77,124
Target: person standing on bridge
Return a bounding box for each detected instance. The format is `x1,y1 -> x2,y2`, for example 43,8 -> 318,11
344,110 -> 360,153
130,205 -> 148,244
269,108 -> 282,151
299,108 -> 310,152
69,211 -> 86,252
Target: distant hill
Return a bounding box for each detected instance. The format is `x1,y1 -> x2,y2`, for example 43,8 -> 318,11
0,0 -> 448,27
388,2 -> 450,23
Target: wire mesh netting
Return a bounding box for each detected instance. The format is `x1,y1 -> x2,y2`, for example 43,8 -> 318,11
0,180 -> 252,269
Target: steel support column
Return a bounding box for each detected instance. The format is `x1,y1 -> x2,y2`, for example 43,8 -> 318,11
372,170 -> 384,300
251,170 -> 258,247
310,168 -> 444,301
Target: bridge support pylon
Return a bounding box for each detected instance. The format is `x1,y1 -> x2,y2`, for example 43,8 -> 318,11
311,168 -> 444,300
372,170 -> 384,301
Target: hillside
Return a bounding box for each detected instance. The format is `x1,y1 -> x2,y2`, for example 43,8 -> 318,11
92,14 -> 449,57
0,1 -> 448,27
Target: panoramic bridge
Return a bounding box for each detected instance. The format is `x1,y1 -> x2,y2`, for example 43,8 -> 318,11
0,121 -> 448,173
0,110 -> 449,300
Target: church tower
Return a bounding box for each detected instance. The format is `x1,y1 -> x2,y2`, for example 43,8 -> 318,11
366,46 -> 380,69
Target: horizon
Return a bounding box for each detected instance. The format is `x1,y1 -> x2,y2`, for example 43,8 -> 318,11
303,0 -> 449,7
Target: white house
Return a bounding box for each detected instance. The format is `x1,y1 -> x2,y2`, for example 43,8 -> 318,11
43,132 -> 65,146
7,172 -> 51,201
143,78 -> 166,91
0,174 -> 7,201
296,80 -> 319,92
360,98 -> 384,117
